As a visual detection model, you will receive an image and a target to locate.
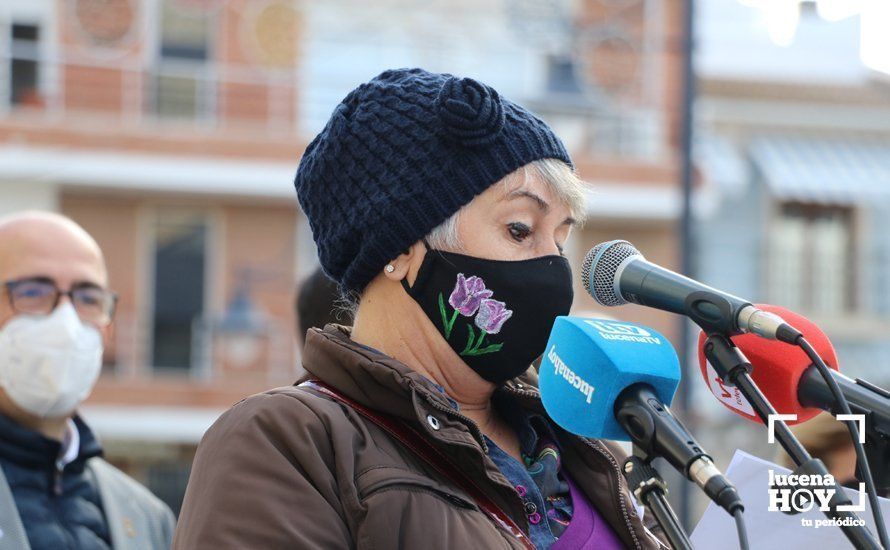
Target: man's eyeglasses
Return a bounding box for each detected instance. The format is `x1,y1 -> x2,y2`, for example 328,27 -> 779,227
3,277 -> 118,328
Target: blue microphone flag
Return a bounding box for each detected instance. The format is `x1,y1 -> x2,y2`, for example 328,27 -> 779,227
539,317 -> 681,441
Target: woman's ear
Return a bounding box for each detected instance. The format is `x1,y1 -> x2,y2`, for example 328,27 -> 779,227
383,240 -> 427,282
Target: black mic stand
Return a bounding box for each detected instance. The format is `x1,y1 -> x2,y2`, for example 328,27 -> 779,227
704,333 -> 882,550
854,379 -> 890,492
623,448 -> 694,550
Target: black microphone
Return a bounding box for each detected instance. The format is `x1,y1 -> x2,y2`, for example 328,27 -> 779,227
581,240 -> 802,342
799,368 -> 890,423
615,384 -> 744,514
799,368 -> 890,489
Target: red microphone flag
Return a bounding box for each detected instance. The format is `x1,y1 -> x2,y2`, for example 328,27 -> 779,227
697,304 -> 839,425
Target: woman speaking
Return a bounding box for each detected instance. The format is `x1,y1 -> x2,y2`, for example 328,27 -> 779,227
174,68 -> 667,549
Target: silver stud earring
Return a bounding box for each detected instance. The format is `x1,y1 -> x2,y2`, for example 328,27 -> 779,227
385,264 -> 395,274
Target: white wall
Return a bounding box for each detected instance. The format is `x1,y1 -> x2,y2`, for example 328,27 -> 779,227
696,0 -> 868,84
298,0 -> 540,137
0,181 -> 59,215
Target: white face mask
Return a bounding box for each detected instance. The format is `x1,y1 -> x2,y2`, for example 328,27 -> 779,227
0,302 -> 103,418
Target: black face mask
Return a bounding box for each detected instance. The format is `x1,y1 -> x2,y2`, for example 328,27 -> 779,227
401,242 -> 573,384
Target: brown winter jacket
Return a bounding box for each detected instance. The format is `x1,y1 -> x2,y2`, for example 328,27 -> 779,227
173,325 -> 668,549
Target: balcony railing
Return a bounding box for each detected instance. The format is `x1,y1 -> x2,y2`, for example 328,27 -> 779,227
108,310 -> 297,386
528,95 -> 663,159
1,50 -> 299,133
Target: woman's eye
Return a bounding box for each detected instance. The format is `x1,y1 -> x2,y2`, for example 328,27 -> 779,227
507,222 -> 531,242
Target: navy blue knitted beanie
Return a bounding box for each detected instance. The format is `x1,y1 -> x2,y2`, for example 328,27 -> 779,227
294,67 -> 573,292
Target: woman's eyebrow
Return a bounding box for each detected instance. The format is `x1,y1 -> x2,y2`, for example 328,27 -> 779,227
505,189 -> 549,213
505,189 -> 578,226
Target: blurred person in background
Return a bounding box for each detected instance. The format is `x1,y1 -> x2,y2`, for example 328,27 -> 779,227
175,68 -> 666,549
777,412 -> 889,498
294,266 -> 348,348
0,212 -> 175,550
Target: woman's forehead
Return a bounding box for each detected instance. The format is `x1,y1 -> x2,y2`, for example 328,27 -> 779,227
468,162 -> 586,224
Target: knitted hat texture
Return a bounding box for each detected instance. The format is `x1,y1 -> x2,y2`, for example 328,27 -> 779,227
294,67 -> 572,292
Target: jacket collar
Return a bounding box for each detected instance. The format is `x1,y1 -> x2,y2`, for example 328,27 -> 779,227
302,324 -> 470,419
0,412 -> 102,471
302,325 -> 543,437
302,325 -> 533,517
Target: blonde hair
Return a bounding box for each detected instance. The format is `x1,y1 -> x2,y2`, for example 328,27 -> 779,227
427,158 -> 587,251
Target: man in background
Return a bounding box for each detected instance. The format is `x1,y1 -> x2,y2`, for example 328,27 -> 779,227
0,211 -> 174,549
294,266 -> 348,348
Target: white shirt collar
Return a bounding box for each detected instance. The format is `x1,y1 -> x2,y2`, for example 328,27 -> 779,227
56,418 -> 80,470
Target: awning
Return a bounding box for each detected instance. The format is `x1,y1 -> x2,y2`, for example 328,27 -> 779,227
749,136 -> 890,204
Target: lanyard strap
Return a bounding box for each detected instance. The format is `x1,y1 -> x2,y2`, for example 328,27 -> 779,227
300,380 -> 535,550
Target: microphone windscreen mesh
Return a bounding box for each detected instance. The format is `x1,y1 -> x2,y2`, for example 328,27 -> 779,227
582,240 -> 641,306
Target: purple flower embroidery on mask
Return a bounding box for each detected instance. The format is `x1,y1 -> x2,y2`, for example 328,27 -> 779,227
474,298 -> 513,335
448,273 -> 493,317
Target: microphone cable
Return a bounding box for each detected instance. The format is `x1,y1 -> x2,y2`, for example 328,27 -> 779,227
798,336 -> 889,548
732,508 -> 749,550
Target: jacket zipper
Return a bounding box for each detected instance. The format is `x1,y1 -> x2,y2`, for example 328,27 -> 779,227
415,381 -> 649,549
580,437 -> 641,550
53,464 -> 63,496
412,382 -> 542,547
502,385 -> 642,550
412,383 -> 489,454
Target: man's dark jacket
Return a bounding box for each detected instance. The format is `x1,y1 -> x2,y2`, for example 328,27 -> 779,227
0,414 -> 110,549
0,413 -> 175,549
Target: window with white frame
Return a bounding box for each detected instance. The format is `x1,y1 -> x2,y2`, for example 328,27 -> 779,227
150,211 -> 209,372
770,203 -> 854,315
151,0 -> 213,119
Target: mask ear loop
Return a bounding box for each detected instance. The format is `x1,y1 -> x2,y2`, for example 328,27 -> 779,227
400,238 -> 433,292
400,276 -> 412,293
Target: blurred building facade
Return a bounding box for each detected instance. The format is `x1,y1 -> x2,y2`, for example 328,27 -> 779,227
695,0 -> 890,494
0,0 -> 689,514
0,0 -> 309,514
